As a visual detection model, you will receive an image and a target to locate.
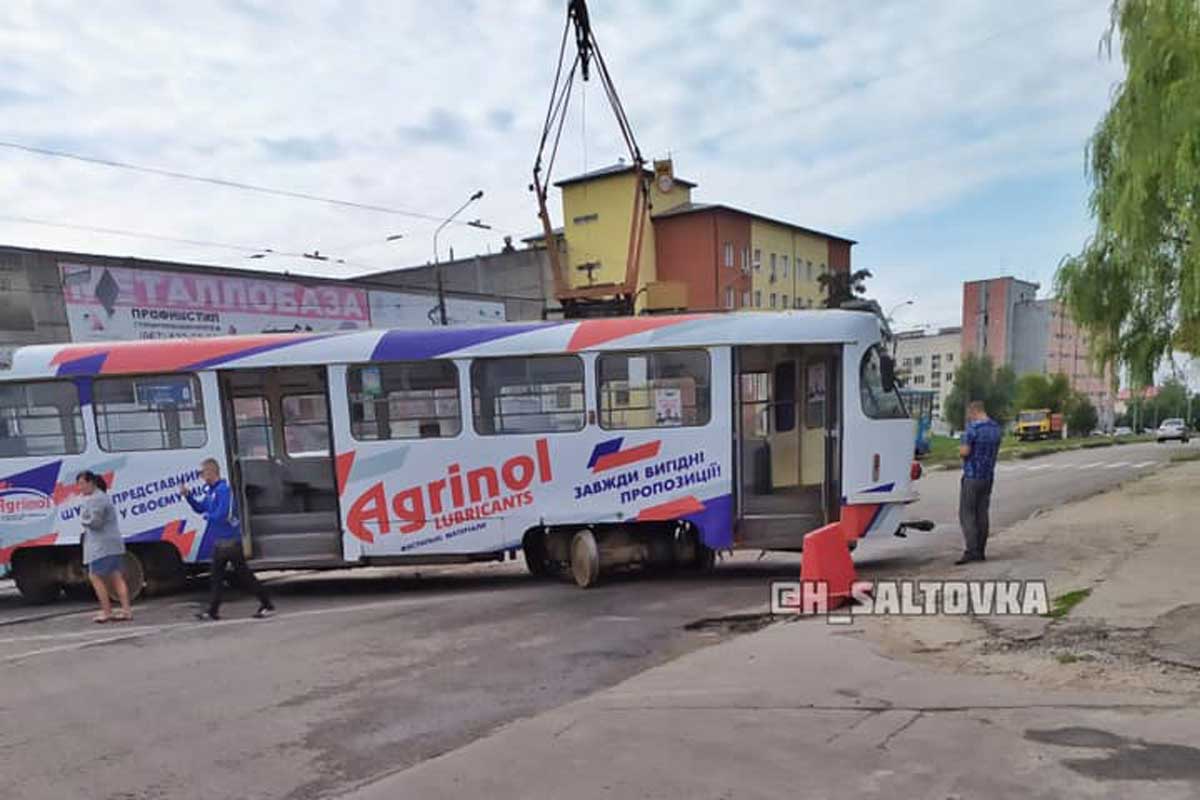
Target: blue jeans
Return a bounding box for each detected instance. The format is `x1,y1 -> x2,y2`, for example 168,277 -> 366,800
88,554 -> 125,577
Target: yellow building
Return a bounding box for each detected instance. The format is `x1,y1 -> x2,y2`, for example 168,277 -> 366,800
546,160 -> 854,314
748,218 -> 832,312
556,161 -> 694,292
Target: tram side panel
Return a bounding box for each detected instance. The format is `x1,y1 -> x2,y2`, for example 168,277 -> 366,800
333,350 -> 735,563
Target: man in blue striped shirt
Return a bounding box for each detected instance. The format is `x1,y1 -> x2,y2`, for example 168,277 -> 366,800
957,401 -> 1002,564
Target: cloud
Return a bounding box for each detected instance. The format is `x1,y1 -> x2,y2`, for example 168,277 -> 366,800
396,108 -> 469,147
0,0 -> 1124,333
259,134 -> 343,162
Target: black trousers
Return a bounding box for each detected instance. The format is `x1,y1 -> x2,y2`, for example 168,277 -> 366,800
208,540 -> 271,616
959,477 -> 994,559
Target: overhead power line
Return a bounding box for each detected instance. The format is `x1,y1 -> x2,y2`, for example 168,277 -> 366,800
0,215 -> 545,303
0,140 -> 494,229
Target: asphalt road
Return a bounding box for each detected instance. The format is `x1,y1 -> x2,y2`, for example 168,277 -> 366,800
0,438 -> 1191,800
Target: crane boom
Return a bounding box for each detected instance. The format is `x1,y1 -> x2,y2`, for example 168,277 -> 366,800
532,0 -> 649,318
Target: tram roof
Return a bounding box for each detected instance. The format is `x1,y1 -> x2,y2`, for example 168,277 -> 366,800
4,310 -> 883,380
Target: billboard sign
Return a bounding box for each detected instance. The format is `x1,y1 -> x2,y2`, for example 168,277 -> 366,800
59,263 -> 371,342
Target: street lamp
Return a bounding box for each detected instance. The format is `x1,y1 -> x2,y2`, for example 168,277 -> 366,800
886,299 -> 914,324
432,190 -> 484,326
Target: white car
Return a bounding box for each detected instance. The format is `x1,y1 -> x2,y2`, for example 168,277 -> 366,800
1156,418 -> 1191,443
1112,426 -> 1133,437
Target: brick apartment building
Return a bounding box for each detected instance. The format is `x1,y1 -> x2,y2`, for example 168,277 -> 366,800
962,276 -> 1114,427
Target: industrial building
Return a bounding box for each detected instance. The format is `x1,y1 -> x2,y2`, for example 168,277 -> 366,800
0,243 -> 550,368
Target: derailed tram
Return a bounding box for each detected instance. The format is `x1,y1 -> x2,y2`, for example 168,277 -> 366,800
0,311 -> 920,600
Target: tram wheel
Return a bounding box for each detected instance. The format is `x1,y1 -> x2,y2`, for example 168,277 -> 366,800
569,529 -> 601,589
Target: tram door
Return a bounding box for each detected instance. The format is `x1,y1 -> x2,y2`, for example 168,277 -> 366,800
218,367 -> 343,564
734,345 -> 840,549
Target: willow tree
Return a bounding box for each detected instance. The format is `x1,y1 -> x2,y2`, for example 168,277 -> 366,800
1056,0 -> 1200,387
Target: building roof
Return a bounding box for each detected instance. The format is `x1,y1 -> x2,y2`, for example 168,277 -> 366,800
520,227 -> 564,244
896,325 -> 962,339
554,162 -> 697,189
650,202 -> 857,245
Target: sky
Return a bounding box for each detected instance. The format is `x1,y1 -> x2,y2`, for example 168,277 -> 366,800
0,0 -> 1126,334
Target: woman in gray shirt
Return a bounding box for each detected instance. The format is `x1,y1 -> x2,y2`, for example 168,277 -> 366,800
77,470 -> 133,623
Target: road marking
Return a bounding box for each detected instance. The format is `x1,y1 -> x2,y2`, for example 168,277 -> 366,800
1027,464 -> 1053,471
1133,461 -> 1156,468
1077,462 -> 1106,470
0,594 -> 442,665
1104,461 -> 1129,469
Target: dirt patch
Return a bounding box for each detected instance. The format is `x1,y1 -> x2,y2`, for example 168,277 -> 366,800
858,461 -> 1200,698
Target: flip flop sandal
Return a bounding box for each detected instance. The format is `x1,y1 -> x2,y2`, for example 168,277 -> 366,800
93,614 -> 112,624
112,612 -> 133,622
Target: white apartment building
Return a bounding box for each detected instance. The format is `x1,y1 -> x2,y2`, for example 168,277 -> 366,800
894,326 -> 962,422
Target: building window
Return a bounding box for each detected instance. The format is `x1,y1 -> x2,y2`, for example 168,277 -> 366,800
0,380 -> 86,457
348,361 -> 461,441
913,375 -> 925,385
754,290 -> 762,308
742,290 -> 751,307
753,249 -> 762,271
597,350 -> 711,430
471,355 -> 585,435
781,255 -> 789,279
572,213 -> 599,225
93,374 -> 206,452
902,358 -> 912,368
741,248 -> 750,273
781,294 -> 790,308
769,253 -> 777,279
769,293 -> 777,309
725,287 -> 735,309
913,356 -> 923,366
723,241 -> 734,268
806,260 -> 813,281
794,297 -> 802,309
946,353 -> 954,363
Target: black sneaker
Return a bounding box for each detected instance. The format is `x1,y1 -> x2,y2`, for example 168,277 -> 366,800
194,611 -> 219,622
253,605 -> 275,619
954,555 -> 979,565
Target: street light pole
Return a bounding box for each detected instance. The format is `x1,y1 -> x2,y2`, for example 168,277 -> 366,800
432,190 -> 484,326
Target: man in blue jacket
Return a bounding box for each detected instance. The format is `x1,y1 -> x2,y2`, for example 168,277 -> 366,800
180,458 -> 274,620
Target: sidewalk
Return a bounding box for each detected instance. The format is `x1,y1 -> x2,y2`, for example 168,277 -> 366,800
344,462 -> 1200,800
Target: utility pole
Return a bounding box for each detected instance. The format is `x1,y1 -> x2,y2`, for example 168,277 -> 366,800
432,190 -> 483,326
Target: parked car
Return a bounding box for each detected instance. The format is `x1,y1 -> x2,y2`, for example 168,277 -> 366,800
1156,418 -> 1191,443
1113,426 -> 1133,437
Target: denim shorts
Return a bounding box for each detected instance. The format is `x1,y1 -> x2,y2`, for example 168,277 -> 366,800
88,554 -> 125,577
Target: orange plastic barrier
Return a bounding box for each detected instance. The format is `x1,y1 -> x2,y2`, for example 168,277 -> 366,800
799,522 -> 858,613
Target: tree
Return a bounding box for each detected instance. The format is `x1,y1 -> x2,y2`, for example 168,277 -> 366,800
819,268 -> 872,309
1014,372 -> 1072,412
1056,1 -> 1200,387
944,353 -> 1017,431
1065,393 -> 1099,436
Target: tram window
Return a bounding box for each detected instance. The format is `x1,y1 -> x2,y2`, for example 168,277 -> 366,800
472,355 -> 584,435
860,347 -> 908,420
0,380 -> 85,457
282,394 -> 330,457
93,374 -> 206,452
597,350 -> 710,430
739,372 -> 770,437
347,361 -> 461,441
232,396 -> 274,458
